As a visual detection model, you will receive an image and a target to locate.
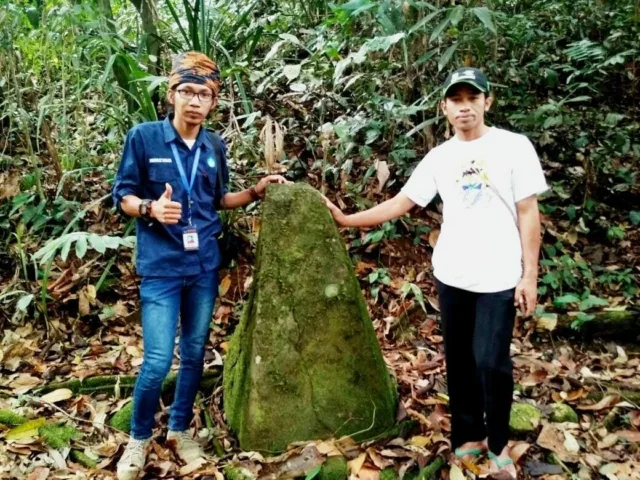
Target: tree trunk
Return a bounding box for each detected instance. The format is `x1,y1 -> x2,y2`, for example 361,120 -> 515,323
549,309 -> 640,340
129,0 -> 161,75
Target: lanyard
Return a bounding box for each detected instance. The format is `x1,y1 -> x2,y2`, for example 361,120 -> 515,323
170,143 -> 201,226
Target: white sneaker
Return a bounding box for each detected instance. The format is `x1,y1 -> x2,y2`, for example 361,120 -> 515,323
117,437 -> 150,480
166,430 -> 205,464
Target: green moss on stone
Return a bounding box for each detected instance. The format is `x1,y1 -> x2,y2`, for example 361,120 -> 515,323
70,450 -> 98,468
223,464 -> 254,480
550,403 -> 579,423
0,410 -> 26,426
224,184 -> 397,452
319,456 -> 348,480
110,402 -> 133,433
509,403 -> 541,434
380,468 -> 398,480
39,422 -> 81,449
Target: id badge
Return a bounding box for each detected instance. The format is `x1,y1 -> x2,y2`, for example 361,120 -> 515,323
182,227 -> 199,251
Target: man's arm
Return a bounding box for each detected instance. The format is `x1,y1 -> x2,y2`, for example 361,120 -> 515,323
325,193 -> 416,228
218,175 -> 289,209
515,194 -> 542,316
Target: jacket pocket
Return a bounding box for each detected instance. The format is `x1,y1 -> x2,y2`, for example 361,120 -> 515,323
147,165 -> 174,183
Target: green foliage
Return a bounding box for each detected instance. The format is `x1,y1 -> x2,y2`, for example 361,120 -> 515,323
1,0 -> 638,324
33,232 -> 135,264
368,267 -> 391,301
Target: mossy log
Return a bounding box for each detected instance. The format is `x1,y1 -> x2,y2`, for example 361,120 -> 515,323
584,379 -> 640,404
0,410 -> 26,426
70,450 -> 98,469
416,457 -> 444,480
35,367 -> 222,398
547,309 -> 640,340
224,184 -> 397,452
103,369 -> 222,433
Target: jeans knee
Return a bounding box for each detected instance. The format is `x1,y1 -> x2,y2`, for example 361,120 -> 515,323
140,356 -> 172,385
179,343 -> 206,366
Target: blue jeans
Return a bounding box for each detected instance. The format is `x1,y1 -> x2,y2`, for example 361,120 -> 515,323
130,270 -> 218,440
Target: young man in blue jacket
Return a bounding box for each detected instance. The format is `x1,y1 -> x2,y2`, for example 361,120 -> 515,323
325,68 -> 547,478
112,51 -> 286,480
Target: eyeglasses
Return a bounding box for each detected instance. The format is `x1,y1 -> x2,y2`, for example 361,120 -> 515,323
175,89 -> 215,103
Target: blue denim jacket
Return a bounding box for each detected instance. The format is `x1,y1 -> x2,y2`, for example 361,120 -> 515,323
112,115 -> 229,277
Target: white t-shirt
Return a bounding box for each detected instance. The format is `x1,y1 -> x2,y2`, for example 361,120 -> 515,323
183,138 -> 196,149
401,127 -> 548,293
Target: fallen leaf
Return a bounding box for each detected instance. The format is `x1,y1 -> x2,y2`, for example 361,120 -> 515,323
366,448 -> 392,470
358,467 -> 380,480
47,447 -> 67,469
6,418 -> 47,441
536,315 -> 557,331
348,453 -> 367,476
509,442 -> 531,464
428,230 -> 440,248
276,446 -> 323,478
614,346 -> 628,364
427,296 -> 440,311
26,467 -> 50,480
578,395 -> 620,411
78,288 -> 91,316
450,464 -> 465,480
316,441 -> 341,456
126,345 -> 141,358
598,433 -> 619,449
40,388 -> 73,404
410,436 -> 430,448
521,370 -> 548,387
219,275 -> 232,297
9,374 -> 41,394
179,457 -> 207,476
616,430 -> 640,443
629,410 -> 640,428
536,424 -> 580,463
375,160 -> 390,193
563,431 -> 580,453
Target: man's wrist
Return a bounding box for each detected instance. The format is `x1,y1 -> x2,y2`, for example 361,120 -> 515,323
139,199 -> 154,220
249,185 -> 260,201
148,200 -> 157,219
522,271 -> 538,281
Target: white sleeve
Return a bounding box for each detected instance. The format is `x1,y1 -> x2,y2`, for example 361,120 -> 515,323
512,136 -> 548,202
401,152 -> 438,207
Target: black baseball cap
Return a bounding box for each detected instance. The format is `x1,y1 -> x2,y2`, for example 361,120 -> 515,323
443,67 -> 490,97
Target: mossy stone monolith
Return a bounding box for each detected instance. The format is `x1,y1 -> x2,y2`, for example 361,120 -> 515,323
224,183 -> 397,452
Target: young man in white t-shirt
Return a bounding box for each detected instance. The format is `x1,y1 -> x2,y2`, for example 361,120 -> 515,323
324,68 -> 547,478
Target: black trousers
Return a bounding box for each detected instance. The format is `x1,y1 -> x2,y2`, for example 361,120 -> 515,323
436,278 -> 516,454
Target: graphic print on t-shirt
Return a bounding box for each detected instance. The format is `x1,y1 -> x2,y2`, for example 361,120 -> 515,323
458,159 -> 494,208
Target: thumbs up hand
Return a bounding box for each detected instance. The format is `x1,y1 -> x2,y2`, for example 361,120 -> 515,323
151,183 -> 183,224
162,183 -> 173,200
